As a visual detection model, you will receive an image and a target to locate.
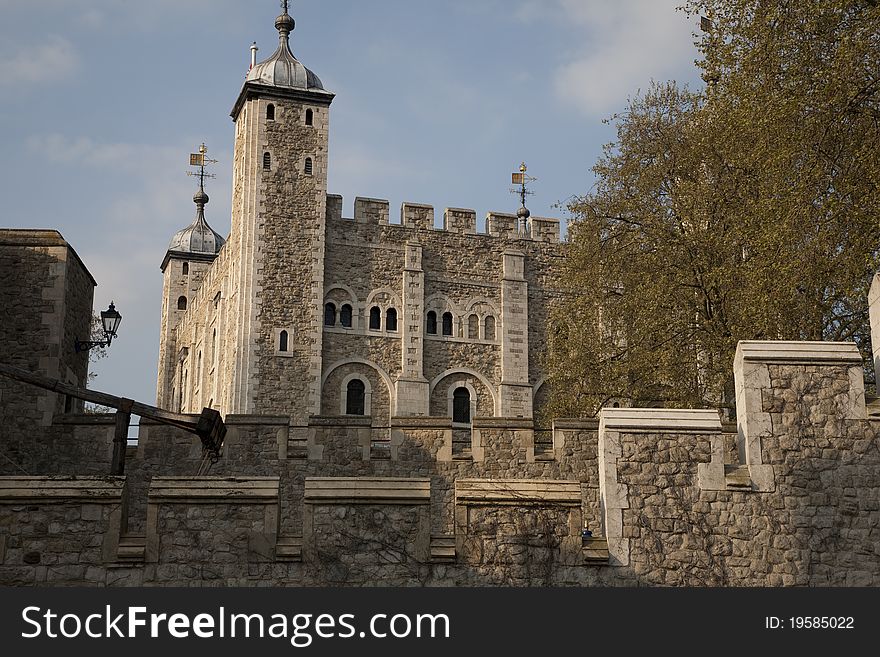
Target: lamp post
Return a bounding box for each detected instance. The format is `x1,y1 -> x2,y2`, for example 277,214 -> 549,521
75,302 -> 122,353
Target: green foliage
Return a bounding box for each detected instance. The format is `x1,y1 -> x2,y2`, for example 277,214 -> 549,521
548,0 -> 880,418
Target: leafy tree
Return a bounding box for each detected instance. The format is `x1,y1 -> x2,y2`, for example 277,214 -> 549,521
547,0 -> 880,418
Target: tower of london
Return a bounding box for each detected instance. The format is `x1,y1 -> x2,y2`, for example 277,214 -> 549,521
1,2 -> 878,589
156,3 -> 563,436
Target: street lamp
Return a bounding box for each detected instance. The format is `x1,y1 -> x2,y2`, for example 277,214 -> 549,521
75,302 -> 123,353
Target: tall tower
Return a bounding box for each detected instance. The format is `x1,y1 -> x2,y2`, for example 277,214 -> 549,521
157,148 -> 225,409
227,2 -> 335,420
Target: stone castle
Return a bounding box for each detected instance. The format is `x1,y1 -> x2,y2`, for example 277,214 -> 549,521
0,4 -> 878,587
155,4 -> 562,436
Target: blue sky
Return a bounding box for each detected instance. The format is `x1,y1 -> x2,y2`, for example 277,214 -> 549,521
0,0 -> 702,409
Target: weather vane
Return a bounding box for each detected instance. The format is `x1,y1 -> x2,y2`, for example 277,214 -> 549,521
281,0 -> 289,13
510,162 -> 537,233
187,143 -> 218,191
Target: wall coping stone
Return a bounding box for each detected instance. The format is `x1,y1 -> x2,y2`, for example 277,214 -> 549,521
304,477 -> 430,504
736,340 -> 862,365
148,477 -> 279,503
599,408 -> 722,433
455,479 -> 581,506
0,476 -> 124,502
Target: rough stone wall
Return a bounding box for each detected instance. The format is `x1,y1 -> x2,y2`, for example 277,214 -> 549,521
4,341 -> 879,586
0,230 -> 95,472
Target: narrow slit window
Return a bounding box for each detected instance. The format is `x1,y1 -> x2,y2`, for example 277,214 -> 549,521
442,312 -> 453,337
182,262 -> 189,275
279,330 -> 289,352
304,157 -> 313,176
324,302 -> 337,327
305,108 -> 314,126
386,308 -> 398,332
263,152 -> 271,170
266,104 -> 275,121
340,304 -> 353,328
426,311 -> 437,335
369,307 -> 381,331
468,314 -> 479,339
177,296 -> 188,311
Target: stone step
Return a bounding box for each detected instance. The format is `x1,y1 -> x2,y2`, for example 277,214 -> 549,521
276,536 -> 303,562
430,535 -> 456,563
724,464 -> 752,489
287,440 -> 309,460
582,536 -> 609,564
117,534 -> 146,563
370,441 -> 391,460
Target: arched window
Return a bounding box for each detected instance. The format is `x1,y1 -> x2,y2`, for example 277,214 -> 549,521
386,308 -> 398,332
369,306 -> 381,330
324,302 -> 337,327
453,387 -> 471,424
304,157 -> 313,176
279,330 -> 289,352
442,312 -> 453,337
426,311 -> 437,335
266,104 -> 275,121
346,379 -> 366,415
263,152 -> 271,170
484,315 -> 496,341
468,314 -> 479,339
182,262 -> 189,275
305,108 -> 314,126
177,296 -> 187,311
340,304 -> 353,328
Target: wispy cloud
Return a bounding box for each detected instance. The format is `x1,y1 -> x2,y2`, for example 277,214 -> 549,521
516,0 -> 699,116
0,36 -> 80,87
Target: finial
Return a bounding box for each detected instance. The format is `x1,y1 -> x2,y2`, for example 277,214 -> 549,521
276,0 -> 294,40
250,42 -> 259,70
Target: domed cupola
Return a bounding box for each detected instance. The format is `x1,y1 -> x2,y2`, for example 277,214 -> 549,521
161,145 -> 225,272
232,1 -> 334,119
246,3 -> 325,91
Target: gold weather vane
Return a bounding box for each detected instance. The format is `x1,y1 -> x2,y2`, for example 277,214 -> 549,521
510,161 -> 537,209
187,143 -> 218,190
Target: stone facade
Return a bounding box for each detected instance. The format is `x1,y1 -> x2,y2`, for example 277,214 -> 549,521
2,340 -> 879,586
2,8 -> 879,589
0,230 -> 95,470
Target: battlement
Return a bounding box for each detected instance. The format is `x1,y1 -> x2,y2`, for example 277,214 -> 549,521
2,339 -> 879,586
326,194 -> 562,243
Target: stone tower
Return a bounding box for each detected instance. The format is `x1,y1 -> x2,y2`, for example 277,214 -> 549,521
157,175 -> 225,410
227,3 -> 335,419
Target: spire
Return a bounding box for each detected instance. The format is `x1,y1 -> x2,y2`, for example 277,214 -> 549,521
275,0 -> 295,45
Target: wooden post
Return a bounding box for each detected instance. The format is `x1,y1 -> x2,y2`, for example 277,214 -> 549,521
112,399 -> 133,475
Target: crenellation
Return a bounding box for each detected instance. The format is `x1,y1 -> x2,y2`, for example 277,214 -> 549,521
326,193 -> 343,222
401,202 -> 434,229
443,208 -> 477,234
530,216 -> 561,243
486,212 -> 518,239
354,197 -> 390,225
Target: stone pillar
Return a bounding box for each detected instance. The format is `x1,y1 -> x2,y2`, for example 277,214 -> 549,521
869,273 -> 880,376
396,242 -> 429,415
499,250 -> 531,417
733,341 -> 865,492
